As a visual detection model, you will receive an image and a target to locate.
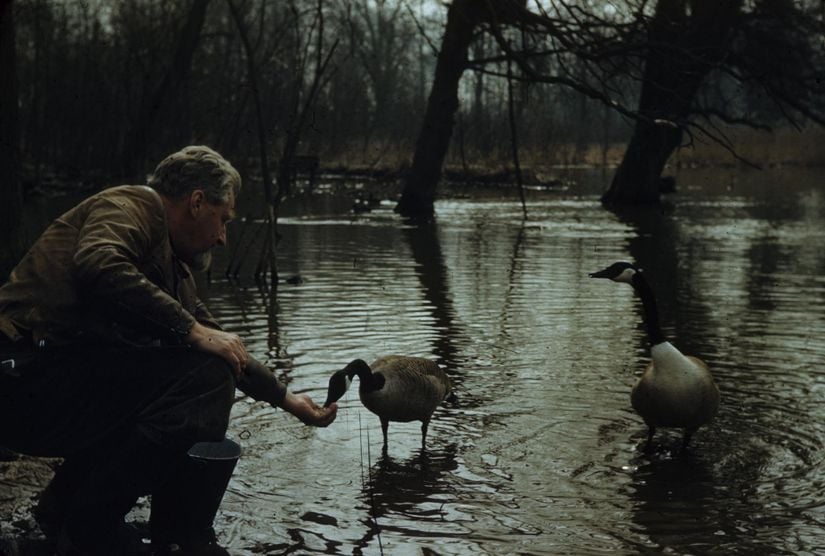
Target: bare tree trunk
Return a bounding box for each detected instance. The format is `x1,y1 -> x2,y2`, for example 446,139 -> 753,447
396,0 -> 480,218
605,121 -> 683,204
121,0 -> 210,178
0,0 -> 25,281
397,0 -> 525,217
602,0 -> 742,205
507,58 -> 527,219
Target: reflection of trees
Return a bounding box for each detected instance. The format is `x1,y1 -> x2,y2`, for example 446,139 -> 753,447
741,198 -> 807,314
743,240 -> 783,314
736,202 -> 825,474
629,449 -> 794,553
401,218 -> 465,378
613,206 -> 711,370
612,206 -> 679,335
262,286 -> 296,387
495,220 -> 526,350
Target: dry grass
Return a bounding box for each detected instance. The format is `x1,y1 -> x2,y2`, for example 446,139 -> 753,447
671,126 -> 825,168
314,126 -> 825,178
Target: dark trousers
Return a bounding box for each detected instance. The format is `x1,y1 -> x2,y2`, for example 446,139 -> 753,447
0,345 -> 235,455
0,344 -> 236,546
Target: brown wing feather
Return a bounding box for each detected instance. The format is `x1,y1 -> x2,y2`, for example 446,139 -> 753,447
361,356 -> 450,423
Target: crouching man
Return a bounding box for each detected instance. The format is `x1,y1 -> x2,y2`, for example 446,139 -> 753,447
0,145 -> 337,555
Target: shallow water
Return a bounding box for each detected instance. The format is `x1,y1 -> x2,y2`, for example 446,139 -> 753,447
186,167 -> 825,555
5,167 -> 823,555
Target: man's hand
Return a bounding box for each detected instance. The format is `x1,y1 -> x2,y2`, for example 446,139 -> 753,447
280,391 -> 338,427
186,321 -> 248,377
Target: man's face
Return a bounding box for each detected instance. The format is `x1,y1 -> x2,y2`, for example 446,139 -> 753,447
195,189 -> 236,251
175,189 -> 236,270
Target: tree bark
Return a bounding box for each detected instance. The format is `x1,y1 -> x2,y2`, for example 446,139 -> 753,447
604,120 -> 684,205
121,0 -> 210,178
603,0 -> 742,205
395,0 -> 483,217
0,0 -> 25,281
397,0 -> 526,217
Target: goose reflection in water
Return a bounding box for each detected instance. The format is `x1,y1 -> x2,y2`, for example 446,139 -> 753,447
354,443 -> 461,549
628,452 -> 720,552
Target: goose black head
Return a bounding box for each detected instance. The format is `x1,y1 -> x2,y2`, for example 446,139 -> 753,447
323,359 -> 371,408
589,261 -> 641,284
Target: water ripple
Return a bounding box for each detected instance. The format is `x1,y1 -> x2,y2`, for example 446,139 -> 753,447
198,176 -> 825,554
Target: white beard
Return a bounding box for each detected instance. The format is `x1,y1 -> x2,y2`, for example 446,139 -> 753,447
190,250 -> 213,273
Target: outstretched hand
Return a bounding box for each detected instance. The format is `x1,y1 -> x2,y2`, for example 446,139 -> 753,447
280,391 -> 338,427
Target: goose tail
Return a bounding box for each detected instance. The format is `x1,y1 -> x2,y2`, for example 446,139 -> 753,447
445,390 -> 458,404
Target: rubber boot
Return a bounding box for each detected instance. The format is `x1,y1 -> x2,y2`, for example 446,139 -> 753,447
150,438 -> 241,556
34,455 -> 96,537
57,433 -> 179,556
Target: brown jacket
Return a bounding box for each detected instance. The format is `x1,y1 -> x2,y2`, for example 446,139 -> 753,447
0,185 -> 219,347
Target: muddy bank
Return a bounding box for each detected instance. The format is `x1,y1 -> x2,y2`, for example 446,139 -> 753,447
0,453 -> 58,556
0,453 -> 154,556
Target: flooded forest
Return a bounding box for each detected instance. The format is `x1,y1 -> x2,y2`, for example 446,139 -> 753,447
2,1 -> 825,555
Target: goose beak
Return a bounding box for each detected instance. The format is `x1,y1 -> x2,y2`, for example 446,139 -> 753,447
323,369 -> 351,408
589,268 -> 612,279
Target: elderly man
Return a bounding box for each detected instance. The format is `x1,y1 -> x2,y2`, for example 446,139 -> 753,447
0,146 -> 336,555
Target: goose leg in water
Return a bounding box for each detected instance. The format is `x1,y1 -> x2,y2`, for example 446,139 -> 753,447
421,418 -> 430,449
380,417 -> 389,448
645,427 -> 656,452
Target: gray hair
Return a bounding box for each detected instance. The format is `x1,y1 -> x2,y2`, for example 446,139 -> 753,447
148,145 -> 241,204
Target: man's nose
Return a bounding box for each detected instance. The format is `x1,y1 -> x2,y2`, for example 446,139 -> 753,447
216,227 -> 227,246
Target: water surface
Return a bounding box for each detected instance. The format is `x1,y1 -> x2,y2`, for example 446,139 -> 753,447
193,167 -> 825,555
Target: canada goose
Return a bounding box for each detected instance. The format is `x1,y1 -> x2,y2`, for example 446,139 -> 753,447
590,261 -> 720,450
323,356 -> 453,450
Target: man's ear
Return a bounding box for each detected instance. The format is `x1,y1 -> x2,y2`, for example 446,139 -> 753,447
189,189 -> 206,217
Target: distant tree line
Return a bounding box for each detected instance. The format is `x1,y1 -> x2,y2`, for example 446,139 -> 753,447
7,0 -> 823,191
2,0 -> 824,273
397,0 -> 825,211
5,0 -> 634,187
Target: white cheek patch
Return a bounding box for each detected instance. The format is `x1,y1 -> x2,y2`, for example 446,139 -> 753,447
616,268 -> 637,283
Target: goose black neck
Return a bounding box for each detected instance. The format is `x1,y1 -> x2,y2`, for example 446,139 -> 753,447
631,272 -> 666,346
346,359 -> 373,382
346,359 -> 386,392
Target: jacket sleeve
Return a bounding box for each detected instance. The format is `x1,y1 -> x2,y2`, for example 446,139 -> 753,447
236,357 -> 288,406
71,195 -> 196,342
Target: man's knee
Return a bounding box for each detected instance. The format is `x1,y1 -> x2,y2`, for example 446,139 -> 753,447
137,354 -> 236,447
184,355 -> 235,439
190,354 -> 236,400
